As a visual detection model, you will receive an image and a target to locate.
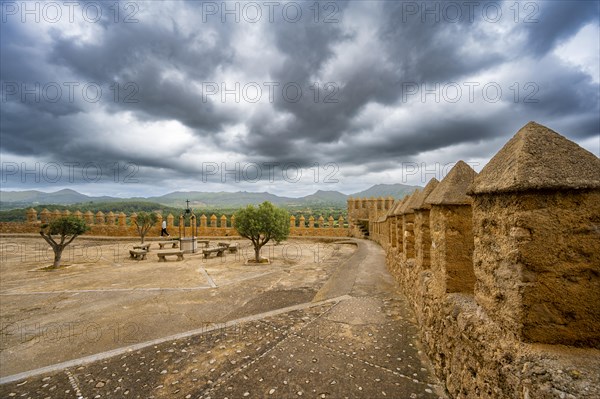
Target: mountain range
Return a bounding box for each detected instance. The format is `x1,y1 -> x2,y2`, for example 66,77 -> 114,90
0,184 -> 420,210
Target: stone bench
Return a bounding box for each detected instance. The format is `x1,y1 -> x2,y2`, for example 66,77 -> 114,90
129,249 -> 147,260
203,247 -> 226,258
156,250 -> 184,262
157,240 -> 179,249
218,242 -> 238,253
133,243 -> 151,251
197,239 -> 210,248
226,243 -> 238,253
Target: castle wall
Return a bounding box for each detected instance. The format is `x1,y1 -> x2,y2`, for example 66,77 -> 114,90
344,122 -> 600,398
472,190 -> 600,347
1,212 -> 349,239
429,205 -> 475,296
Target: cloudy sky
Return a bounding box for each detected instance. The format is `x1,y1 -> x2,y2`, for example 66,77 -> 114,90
1,0 -> 598,198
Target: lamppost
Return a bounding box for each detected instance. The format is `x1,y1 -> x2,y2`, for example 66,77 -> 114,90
179,199 -> 198,253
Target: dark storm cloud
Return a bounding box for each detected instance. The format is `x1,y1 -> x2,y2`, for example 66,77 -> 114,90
379,0 -> 507,83
1,1 -> 239,169
520,1 -> 599,56
239,0 -> 599,167
0,22 -> 83,117
238,1 -> 508,165
330,117 -> 507,166
48,6 -> 238,132
1,0 -> 598,192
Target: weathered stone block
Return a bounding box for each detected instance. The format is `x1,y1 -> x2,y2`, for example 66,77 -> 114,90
473,191 -> 600,347
430,205 -> 475,296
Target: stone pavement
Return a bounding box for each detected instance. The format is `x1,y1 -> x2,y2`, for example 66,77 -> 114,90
0,240 -> 448,398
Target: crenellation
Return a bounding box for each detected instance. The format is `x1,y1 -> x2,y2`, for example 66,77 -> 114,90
5,211 -> 348,238
83,210 -> 94,225
118,212 -> 127,226
469,122 -> 600,347
26,208 -> 37,224
106,211 -> 116,226
413,178 -> 439,271
95,211 -> 105,225
40,208 -> 50,224
344,122 -> 600,398
427,161 -> 477,297
130,212 -> 138,226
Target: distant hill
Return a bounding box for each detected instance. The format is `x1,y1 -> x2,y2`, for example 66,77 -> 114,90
1,188 -> 89,204
0,183 -> 421,211
301,190 -> 348,203
351,183 -> 420,199
148,191 -> 294,208
0,189 -> 121,210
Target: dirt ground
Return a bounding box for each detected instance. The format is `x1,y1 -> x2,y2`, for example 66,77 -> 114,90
0,236 -> 355,377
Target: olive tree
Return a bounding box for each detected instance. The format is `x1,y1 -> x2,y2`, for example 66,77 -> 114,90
40,216 -> 89,268
235,201 -> 290,263
133,211 -> 158,243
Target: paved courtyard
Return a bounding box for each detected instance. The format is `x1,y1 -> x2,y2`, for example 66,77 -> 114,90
0,236 -> 447,398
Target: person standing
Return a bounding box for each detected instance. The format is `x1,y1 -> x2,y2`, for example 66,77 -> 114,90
160,219 -> 170,237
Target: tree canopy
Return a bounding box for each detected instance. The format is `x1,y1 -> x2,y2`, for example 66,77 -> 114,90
133,211 -> 158,243
235,201 -> 290,262
39,216 -> 89,268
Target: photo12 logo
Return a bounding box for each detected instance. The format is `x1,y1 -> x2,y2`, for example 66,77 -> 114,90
200,1 -> 340,24
1,81 -> 139,104
0,321 -> 142,345
401,161 -> 481,184
1,162 -> 139,184
400,81 -> 540,104
199,162 -> 340,184
201,81 -> 339,104
399,1 -> 539,24
1,1 -> 140,24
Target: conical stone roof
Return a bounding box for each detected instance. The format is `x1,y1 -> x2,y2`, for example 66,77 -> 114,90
470,121 -> 600,194
392,198 -> 406,215
400,189 -> 421,214
427,161 -> 477,205
412,178 -> 439,210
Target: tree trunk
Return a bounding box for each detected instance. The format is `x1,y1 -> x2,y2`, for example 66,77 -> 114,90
53,247 -> 63,268
141,234 -> 145,244
254,246 -> 261,263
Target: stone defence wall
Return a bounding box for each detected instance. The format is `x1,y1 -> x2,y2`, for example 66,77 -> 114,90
1,211 -> 349,238
472,190 -> 600,347
429,205 -> 475,296
347,197 -> 395,238
402,213 -> 415,261
375,190 -> 600,399
367,123 -> 600,398
414,210 -> 431,271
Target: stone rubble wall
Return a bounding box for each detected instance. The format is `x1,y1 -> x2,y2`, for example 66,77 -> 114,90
365,191 -> 600,398
347,196 -> 395,238
350,124 -> 600,398
2,211 -> 349,238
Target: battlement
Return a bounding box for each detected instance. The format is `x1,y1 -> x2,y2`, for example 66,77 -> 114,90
354,122 -> 600,398
3,211 -> 348,238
